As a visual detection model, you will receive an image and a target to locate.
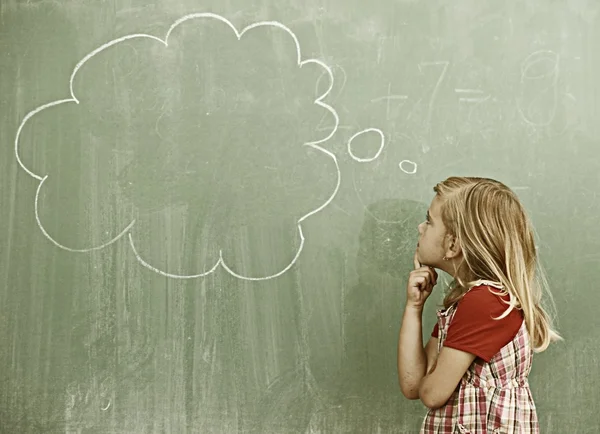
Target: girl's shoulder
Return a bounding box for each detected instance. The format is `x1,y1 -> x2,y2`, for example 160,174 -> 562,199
460,283 -> 523,320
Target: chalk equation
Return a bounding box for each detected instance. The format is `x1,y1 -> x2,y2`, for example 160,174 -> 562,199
335,49 -> 567,168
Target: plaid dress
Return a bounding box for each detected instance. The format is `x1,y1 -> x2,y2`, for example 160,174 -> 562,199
420,284 -> 539,434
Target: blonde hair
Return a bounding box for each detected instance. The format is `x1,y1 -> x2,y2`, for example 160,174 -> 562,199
434,176 -> 562,352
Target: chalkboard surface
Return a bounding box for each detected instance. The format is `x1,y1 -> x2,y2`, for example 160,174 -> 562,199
1,1 -> 598,432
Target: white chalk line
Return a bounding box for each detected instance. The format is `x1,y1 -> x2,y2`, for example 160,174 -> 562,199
517,49 -> 560,127
34,176 -> 136,252
128,233 -> 222,279
347,128 -> 385,163
15,99 -> 75,181
520,49 -> 559,79
370,95 -> 408,103
454,88 -> 484,94
15,12 -> 341,280
399,160 -> 418,174
459,96 -> 491,103
220,225 -> 306,281
419,60 -> 449,154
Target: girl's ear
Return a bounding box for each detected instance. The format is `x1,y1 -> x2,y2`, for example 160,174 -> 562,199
445,234 -> 462,259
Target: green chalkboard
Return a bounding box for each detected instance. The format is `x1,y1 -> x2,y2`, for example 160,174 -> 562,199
1,1 -> 598,432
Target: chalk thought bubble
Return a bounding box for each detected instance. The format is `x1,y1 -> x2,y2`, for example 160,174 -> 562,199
15,13 -> 341,280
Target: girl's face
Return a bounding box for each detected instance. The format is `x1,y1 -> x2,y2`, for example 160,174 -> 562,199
416,196 -> 449,269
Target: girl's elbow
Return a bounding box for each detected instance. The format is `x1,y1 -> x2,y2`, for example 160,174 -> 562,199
398,382 -> 420,400
418,384 -> 448,409
403,390 -> 421,400
419,394 -> 444,410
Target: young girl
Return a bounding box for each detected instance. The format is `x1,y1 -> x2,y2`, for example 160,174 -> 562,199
397,177 -> 561,433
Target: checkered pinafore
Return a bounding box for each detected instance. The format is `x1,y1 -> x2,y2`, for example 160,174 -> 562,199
420,283 -> 539,434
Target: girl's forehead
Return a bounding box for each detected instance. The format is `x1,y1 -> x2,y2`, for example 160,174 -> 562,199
429,196 -> 443,216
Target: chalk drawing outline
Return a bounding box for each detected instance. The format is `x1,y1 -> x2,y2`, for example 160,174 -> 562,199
399,160 -> 417,174
15,12 -> 341,281
347,128 -> 385,162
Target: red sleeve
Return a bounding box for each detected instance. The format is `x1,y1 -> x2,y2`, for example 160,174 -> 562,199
442,285 -> 523,362
431,322 -> 439,338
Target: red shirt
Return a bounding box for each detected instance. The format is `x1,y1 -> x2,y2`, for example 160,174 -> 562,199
431,285 -> 524,362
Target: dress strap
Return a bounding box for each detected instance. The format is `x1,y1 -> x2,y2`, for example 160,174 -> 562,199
469,279 -> 504,290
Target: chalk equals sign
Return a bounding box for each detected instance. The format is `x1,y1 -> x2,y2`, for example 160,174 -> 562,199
455,89 -> 491,103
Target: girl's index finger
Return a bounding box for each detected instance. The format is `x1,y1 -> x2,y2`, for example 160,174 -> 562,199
413,250 -> 421,270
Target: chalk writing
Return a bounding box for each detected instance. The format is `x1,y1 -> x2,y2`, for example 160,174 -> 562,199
517,50 -> 560,127
418,60 -> 449,153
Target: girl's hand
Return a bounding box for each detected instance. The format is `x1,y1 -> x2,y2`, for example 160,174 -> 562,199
406,250 -> 438,309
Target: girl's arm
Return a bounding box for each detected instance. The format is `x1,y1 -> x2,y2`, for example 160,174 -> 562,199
425,338 -> 439,374
397,305 -> 438,399
418,347 -> 476,409
399,252 -> 439,399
